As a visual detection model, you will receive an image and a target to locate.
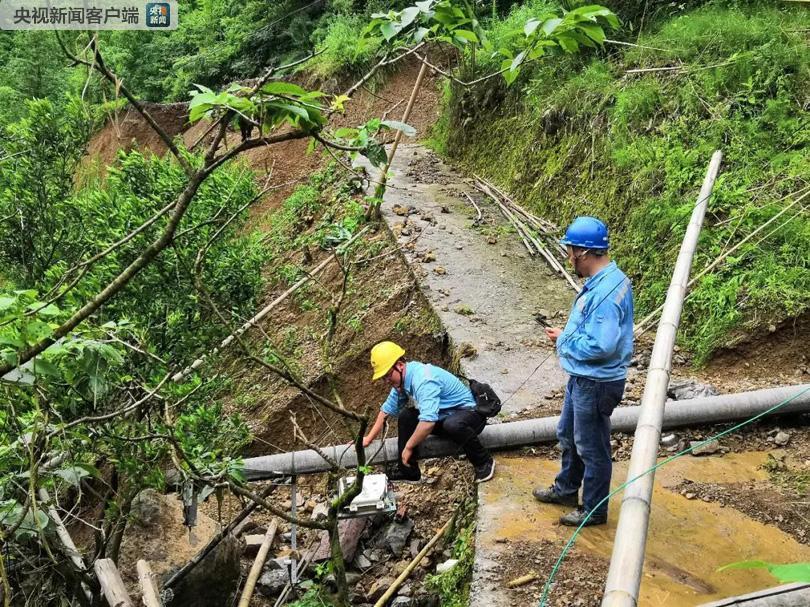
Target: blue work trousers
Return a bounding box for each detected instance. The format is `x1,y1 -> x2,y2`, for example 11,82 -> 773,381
553,375 -> 625,517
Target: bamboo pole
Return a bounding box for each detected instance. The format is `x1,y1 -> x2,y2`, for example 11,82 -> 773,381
475,181 -> 580,292
373,517 -> 453,607
136,560 -> 162,607
171,227 -> 368,382
94,558 -> 134,607
38,488 -> 93,603
633,187 -> 809,335
602,150 -> 722,607
237,519 -> 279,607
373,61 -> 428,200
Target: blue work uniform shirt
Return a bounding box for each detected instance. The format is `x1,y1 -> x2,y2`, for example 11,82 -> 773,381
380,361 -> 476,423
557,261 -> 634,382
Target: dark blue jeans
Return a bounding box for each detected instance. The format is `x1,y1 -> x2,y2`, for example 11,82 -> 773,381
553,375 -> 625,517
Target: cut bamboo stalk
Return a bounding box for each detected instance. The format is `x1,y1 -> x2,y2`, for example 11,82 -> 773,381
38,488 -> 93,603
171,227 -> 368,383
94,558 -> 134,607
507,572 -> 539,588
602,150 -> 722,607
634,187 -> 809,336
373,61 -> 428,199
373,517 -> 453,607
237,519 -> 279,607
475,181 -> 580,292
136,560 -> 162,607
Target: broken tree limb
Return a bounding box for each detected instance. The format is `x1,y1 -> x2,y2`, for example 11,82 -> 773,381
136,560 -> 162,607
634,186 -> 809,336
94,559 -> 133,607
373,517 -> 453,607
171,227 -> 369,383
237,519 -> 279,607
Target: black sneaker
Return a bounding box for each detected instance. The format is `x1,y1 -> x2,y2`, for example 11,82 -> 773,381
474,459 -> 496,483
559,507 -> 607,527
386,464 -> 422,483
532,485 -> 579,507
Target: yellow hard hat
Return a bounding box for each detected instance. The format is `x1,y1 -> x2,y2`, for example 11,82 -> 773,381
370,341 -> 405,380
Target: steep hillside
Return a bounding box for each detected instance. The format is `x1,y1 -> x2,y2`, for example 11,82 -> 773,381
436,1 -> 809,362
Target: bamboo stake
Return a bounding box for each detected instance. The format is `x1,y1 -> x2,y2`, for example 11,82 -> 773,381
136,560 -> 162,607
94,559 -> 134,607
373,517 -> 453,607
602,150 -> 722,607
633,187 -> 809,336
373,61 -> 428,199
237,519 -> 279,607
171,227 -> 369,382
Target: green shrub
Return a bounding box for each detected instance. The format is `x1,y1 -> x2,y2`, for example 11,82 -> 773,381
307,13 -> 382,80
443,2 -> 810,362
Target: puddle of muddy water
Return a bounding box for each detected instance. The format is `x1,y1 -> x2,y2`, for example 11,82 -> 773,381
477,452 -> 810,606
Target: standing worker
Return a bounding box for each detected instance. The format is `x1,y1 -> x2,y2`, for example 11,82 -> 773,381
362,341 -> 496,483
533,217 -> 634,526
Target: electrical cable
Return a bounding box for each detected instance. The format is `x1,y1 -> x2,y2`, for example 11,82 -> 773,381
537,384 -> 810,607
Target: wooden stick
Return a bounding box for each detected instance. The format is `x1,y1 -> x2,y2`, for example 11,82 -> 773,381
171,227 -> 369,382
507,571 -> 539,588
373,62 -> 428,199
237,519 -> 279,607
136,560 -> 162,607
373,517 -> 453,607
94,559 -> 133,607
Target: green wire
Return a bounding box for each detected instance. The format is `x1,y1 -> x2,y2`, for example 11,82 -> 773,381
538,384 -> 810,607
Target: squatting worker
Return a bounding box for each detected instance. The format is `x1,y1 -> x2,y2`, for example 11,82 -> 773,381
533,217 -> 634,527
361,341 -> 495,483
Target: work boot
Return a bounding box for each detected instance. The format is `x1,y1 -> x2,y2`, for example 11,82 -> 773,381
532,485 -> 579,507
473,459 -> 496,483
386,464 -> 422,483
559,507 -> 607,527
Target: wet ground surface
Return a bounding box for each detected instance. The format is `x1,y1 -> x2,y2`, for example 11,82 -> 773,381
363,144 -> 810,607
475,453 -> 810,607
364,144 -> 574,415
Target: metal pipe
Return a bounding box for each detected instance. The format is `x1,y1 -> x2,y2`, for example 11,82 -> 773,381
602,150 -> 723,607
241,382 -> 810,480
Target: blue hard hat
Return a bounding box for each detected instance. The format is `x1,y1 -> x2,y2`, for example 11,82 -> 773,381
559,216 -> 609,249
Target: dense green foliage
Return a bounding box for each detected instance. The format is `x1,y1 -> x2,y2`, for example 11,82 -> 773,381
438,1 -> 809,361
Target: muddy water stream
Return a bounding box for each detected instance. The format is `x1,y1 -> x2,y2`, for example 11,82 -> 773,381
476,452 -> 810,606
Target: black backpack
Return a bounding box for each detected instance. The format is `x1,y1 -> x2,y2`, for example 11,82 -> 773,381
468,378 -> 502,418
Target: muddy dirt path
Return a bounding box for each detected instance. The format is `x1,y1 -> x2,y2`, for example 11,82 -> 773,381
362,144 -> 575,415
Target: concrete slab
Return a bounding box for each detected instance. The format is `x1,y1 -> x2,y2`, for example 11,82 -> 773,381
472,452 -> 810,606
367,144 -> 574,414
